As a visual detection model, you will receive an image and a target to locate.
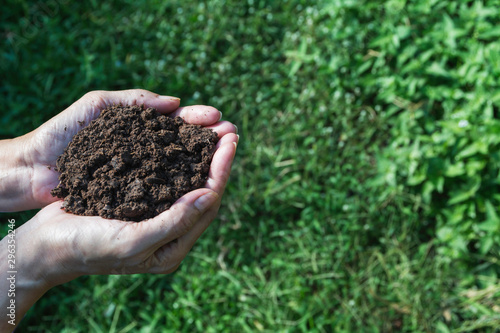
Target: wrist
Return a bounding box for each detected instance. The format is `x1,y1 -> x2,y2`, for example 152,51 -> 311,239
19,211 -> 84,288
1,220 -> 51,291
14,214 -> 81,289
0,134 -> 35,212
0,220 -> 51,329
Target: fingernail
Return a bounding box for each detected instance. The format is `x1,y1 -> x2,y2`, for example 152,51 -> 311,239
234,124 -> 238,133
236,134 -> 240,143
218,111 -> 223,121
194,192 -> 218,212
159,96 -> 180,101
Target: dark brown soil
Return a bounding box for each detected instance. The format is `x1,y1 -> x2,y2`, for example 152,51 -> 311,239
50,105 -> 218,221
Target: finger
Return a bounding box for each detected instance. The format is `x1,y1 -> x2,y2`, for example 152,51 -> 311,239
206,121 -> 238,139
147,209 -> 216,274
46,89 -> 181,132
97,89 -> 181,114
169,105 -> 222,126
128,136 -> 236,273
174,208 -> 219,263
206,134 -> 238,195
138,136 -> 237,273
131,189 -> 219,248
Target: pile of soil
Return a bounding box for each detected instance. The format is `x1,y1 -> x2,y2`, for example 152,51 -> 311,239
51,105 -> 218,221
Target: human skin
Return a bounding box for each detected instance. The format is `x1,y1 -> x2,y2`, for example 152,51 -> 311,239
0,89 -> 238,331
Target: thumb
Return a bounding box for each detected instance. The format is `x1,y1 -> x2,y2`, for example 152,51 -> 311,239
136,189 -> 219,248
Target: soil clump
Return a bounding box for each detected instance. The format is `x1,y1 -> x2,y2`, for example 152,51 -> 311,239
51,104 -> 218,221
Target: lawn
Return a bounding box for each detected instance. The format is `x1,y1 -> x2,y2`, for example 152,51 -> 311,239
1,0 -> 499,332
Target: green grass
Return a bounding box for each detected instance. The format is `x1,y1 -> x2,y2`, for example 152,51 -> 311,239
1,0 -> 499,331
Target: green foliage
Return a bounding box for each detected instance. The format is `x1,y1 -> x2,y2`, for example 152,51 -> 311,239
361,0 -> 500,260
387,114 -> 500,260
1,0 -> 499,332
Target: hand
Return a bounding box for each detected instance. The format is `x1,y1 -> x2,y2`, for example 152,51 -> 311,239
0,89 -> 237,211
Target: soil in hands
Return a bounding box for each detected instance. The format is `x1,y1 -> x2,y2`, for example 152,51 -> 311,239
50,105 -> 218,222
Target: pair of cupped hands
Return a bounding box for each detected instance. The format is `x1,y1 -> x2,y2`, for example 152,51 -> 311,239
1,89 -> 238,289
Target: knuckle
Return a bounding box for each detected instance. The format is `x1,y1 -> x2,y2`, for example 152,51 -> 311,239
128,88 -> 150,99
81,90 -> 107,111
164,261 -> 181,274
161,257 -> 182,274
135,88 -> 150,95
146,254 -> 181,274
174,214 -> 196,237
